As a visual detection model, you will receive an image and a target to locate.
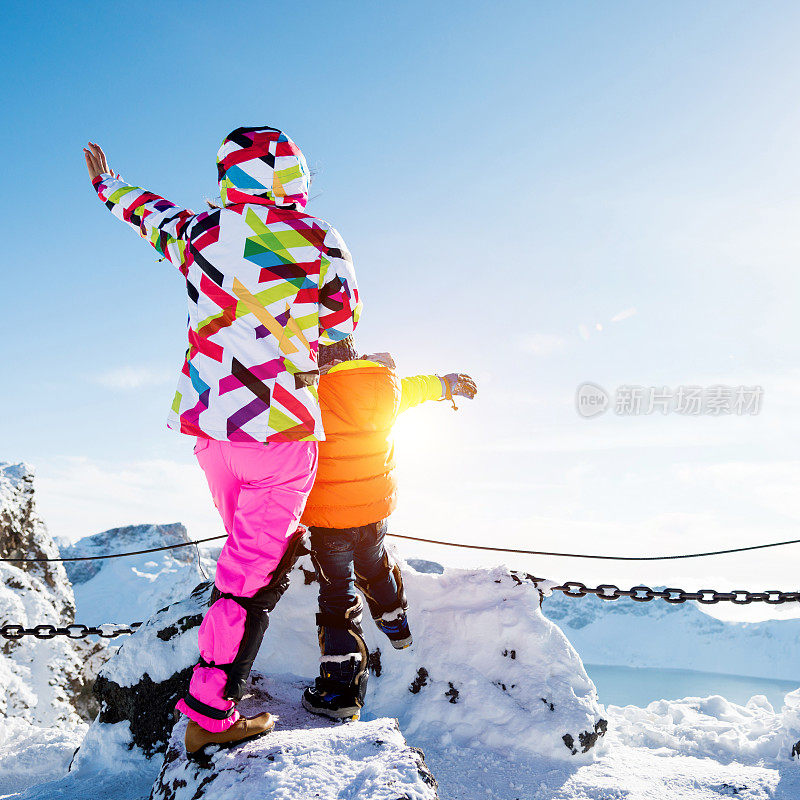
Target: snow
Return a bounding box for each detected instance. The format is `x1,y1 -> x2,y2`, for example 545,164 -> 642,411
150,674 -> 437,800
0,716 -> 86,796
4,719 -> 159,800
8,693 -> 800,800
6,498 -> 800,798
0,463 -> 72,614
419,690 -> 800,799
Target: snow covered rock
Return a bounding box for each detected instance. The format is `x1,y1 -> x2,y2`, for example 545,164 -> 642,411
1,463 -> 73,619
0,462 -> 91,726
59,523 -> 211,626
82,544 -> 607,768
606,688 -> 800,764
149,674 -> 438,800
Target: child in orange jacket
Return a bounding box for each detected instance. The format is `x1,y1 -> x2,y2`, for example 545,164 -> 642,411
300,335 -> 477,719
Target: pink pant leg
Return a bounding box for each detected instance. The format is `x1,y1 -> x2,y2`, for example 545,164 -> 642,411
175,438 -> 318,731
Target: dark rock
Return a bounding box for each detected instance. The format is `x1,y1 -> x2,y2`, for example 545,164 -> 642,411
95,666 -> 194,757
157,614 -> 204,642
1,463 -> 73,618
562,719 -> 608,755
369,647 -> 382,677
409,667 -> 429,694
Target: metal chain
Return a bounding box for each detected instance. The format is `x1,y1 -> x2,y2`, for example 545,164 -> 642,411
0,622 -> 142,640
2,580 -> 798,641
509,573 -> 800,606
554,583 -> 800,605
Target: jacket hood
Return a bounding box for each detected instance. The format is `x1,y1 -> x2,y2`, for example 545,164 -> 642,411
216,126 -> 310,209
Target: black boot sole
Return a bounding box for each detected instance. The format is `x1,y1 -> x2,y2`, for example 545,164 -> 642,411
301,694 -> 361,721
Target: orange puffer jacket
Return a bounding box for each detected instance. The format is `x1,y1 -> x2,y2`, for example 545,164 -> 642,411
302,359 -> 443,528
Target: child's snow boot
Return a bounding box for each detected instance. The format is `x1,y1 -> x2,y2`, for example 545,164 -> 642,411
303,600 -> 369,720
302,656 -> 368,720
357,560 -> 413,649
184,712 -> 275,758
374,605 -> 413,649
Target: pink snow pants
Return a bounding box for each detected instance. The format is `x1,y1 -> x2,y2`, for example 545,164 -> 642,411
175,438 -> 318,731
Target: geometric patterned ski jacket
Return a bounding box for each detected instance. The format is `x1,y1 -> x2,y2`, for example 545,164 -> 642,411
92,126 -> 361,442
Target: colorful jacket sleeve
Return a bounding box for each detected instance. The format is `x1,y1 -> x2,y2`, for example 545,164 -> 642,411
92,173 -> 196,275
318,225 -> 362,345
399,374 -> 446,415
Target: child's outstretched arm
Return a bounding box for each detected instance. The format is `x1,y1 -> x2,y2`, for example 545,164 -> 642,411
84,142 -> 196,275
398,373 -> 477,414
317,224 -> 362,345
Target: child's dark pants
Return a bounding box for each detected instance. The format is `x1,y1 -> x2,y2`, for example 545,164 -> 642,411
309,519 -> 402,657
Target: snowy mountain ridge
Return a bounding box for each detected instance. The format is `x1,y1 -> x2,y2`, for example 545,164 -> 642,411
58,523 -> 213,626
543,585 -> 800,681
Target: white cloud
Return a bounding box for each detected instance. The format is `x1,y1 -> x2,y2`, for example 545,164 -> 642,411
520,333 -> 567,357
34,456 -> 223,545
611,307 -> 638,323
94,366 -> 172,391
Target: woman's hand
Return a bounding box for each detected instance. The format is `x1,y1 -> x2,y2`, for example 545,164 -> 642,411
83,142 -> 115,181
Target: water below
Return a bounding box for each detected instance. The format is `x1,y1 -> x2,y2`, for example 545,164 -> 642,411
585,663 -> 799,710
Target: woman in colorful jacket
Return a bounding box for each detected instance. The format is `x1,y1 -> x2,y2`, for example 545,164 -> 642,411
83,127 -> 361,756
300,335 -> 476,719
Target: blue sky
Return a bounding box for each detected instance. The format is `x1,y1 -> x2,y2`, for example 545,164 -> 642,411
2,1 -> 800,617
